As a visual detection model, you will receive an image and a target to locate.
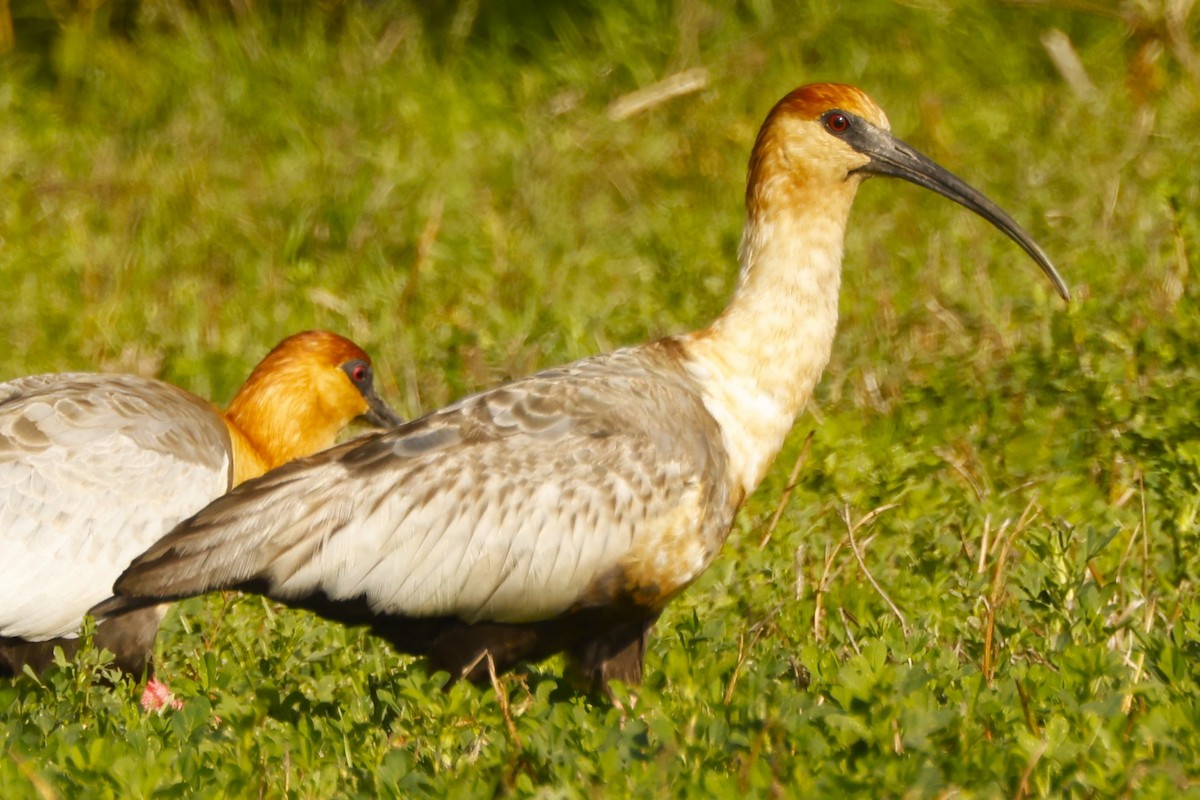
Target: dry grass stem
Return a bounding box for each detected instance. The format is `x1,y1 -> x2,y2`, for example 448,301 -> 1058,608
1116,521 -> 1144,584
978,514 -> 992,575
1013,739 -> 1049,800
793,544 -> 806,601
936,446 -> 985,502
759,432 -> 814,549
0,2 -> 12,54
1122,557 -> 1159,714
1139,471 -> 1150,593
486,653 -> 522,747
202,592 -> 240,654
723,603 -> 784,704
812,529 -> 876,642
839,607 -> 861,655
1117,473 -> 1153,714
984,499 -> 1041,685
813,537 -> 846,643
606,68 -> 709,120
7,749 -> 58,800
1014,677 -> 1040,736
722,631 -> 748,706
1040,29 -> 1098,99
842,504 -> 909,637
400,196 -> 445,315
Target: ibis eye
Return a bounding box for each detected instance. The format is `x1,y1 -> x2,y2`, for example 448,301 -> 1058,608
824,112 -> 850,135
343,360 -> 371,384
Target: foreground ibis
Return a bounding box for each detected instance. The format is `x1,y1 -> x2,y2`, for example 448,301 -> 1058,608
94,84 -> 1069,694
0,330 -> 402,677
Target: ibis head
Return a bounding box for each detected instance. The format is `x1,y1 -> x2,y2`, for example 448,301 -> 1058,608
223,330 -> 404,478
748,83 -> 1069,301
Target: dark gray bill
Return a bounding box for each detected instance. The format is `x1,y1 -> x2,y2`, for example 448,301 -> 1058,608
362,388 -> 405,429
848,121 -> 1070,302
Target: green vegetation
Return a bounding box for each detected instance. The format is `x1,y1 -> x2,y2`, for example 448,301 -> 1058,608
2,0 -> 1198,796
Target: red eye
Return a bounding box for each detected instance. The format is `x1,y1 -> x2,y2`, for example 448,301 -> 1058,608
352,365 -> 367,382
825,112 -> 849,134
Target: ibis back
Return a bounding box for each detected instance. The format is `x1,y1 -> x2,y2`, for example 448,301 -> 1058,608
102,341 -> 737,684
0,373 -> 231,673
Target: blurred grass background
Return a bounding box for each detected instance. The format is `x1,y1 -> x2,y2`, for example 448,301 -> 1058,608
1,0 -> 1199,796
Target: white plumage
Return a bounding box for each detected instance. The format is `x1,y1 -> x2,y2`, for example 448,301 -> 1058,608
0,374 -> 229,641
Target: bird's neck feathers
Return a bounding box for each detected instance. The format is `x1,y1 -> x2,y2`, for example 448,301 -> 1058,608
222,420 -> 272,486
222,365 -> 354,483
680,156 -> 861,499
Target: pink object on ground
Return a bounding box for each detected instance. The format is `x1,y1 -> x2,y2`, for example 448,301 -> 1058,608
140,677 -> 183,712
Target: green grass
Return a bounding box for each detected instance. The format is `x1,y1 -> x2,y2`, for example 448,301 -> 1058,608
2,0 -> 1199,796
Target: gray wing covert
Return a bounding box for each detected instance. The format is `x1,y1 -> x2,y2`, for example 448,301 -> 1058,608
0,373 -> 233,640
113,345 -> 734,625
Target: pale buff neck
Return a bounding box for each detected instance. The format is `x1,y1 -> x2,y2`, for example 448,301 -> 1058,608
679,177 -> 860,500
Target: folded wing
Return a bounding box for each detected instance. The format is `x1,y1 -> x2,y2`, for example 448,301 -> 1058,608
0,374 -> 232,640
104,345 -> 735,630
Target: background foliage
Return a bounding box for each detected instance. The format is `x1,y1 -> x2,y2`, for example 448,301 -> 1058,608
1,0 -> 1199,796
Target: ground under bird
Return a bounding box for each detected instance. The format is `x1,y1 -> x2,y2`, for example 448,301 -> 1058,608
94,84 -> 1069,695
0,330 -> 403,678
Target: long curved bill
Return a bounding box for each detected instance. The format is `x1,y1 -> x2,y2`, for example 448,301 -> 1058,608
361,387 -> 405,429
850,123 -> 1070,302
